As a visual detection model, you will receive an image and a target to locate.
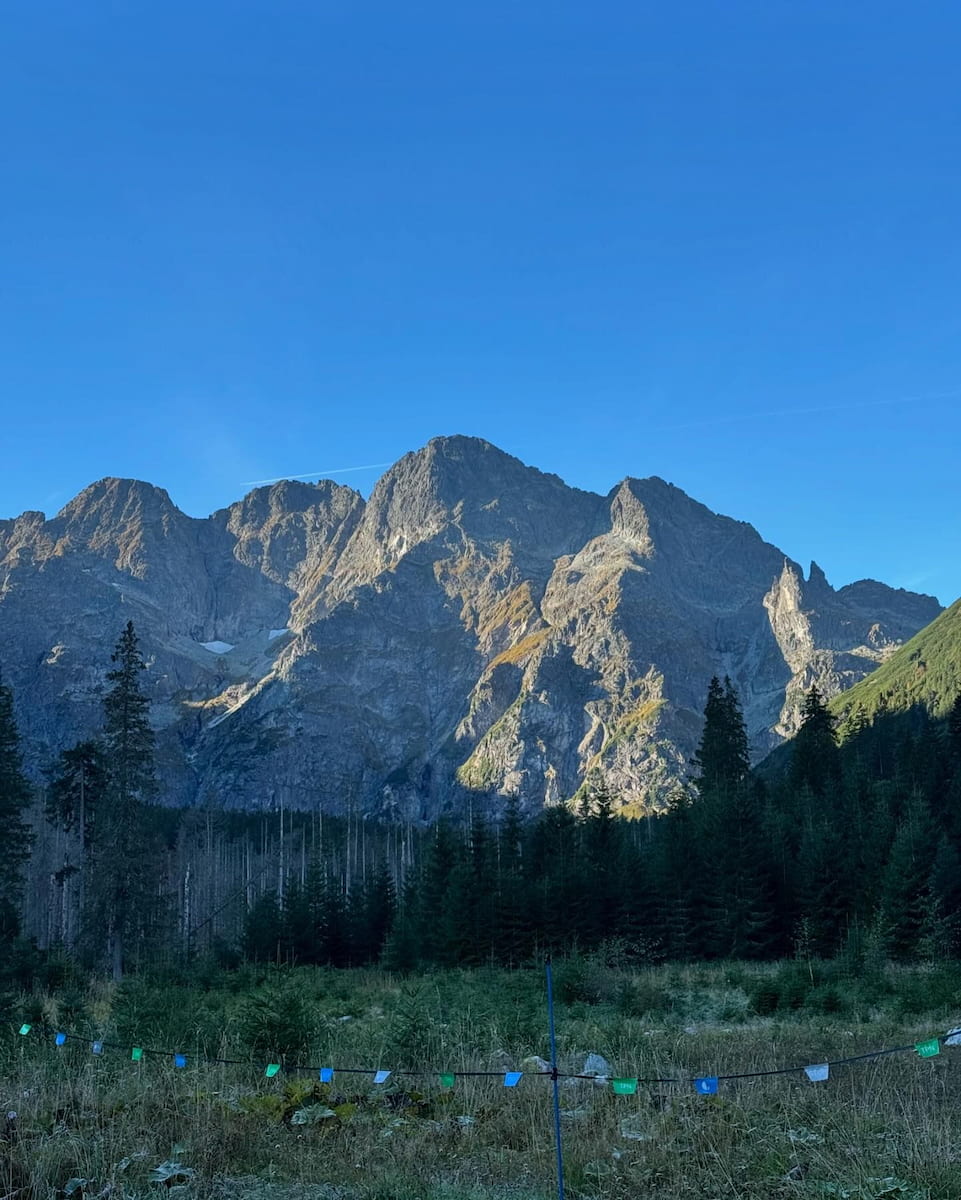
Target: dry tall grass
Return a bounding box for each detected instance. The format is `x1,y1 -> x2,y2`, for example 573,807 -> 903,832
2,959 -> 960,1199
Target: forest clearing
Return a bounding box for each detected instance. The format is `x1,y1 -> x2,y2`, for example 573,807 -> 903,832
4,956 -> 961,1200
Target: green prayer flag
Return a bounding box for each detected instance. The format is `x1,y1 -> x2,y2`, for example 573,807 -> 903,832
266,1063 -> 281,1078
916,1038 -> 941,1058
131,1047 -> 143,1062
612,1077 -> 638,1095
440,1073 -> 455,1088
18,1024 -> 31,1036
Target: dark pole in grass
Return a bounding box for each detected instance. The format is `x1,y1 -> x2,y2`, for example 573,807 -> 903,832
545,955 -> 566,1200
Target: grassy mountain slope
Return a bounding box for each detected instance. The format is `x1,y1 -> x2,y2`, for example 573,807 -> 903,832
830,596 -> 961,727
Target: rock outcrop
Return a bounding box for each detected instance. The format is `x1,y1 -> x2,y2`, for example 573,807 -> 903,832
0,436 -> 941,818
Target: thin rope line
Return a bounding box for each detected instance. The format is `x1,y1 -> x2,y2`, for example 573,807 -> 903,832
16,1022 -> 951,1084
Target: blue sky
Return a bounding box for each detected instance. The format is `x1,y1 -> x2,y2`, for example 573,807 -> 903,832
2,2 -> 959,604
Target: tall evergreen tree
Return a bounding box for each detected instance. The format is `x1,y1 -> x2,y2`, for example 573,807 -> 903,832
790,685 -> 841,799
93,622 -> 163,979
45,740 -> 109,951
0,674 -> 33,939
691,676 -> 750,797
690,678 -> 773,957
879,801 -> 938,962
924,834 -> 961,956
493,793 -> 530,965
352,861 -> 396,964
102,622 -> 157,810
244,889 -> 283,962
948,693 -> 961,760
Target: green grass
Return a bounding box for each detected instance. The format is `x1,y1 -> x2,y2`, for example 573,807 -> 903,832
831,597 -> 961,728
4,959 -> 961,1198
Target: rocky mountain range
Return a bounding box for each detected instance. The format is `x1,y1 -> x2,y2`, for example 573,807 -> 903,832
0,436 -> 942,819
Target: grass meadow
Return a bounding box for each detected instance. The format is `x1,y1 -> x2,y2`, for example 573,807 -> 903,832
3,955 -> 961,1199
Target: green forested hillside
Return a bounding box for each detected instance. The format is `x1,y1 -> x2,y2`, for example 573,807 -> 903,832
832,597 -> 961,730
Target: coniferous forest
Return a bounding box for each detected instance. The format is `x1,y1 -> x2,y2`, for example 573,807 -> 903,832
2,621 -> 961,982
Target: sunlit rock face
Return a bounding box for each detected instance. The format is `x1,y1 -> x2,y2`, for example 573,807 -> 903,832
0,436 -> 941,820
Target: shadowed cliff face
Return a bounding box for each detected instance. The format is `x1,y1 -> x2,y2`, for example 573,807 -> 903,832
0,436 -> 942,819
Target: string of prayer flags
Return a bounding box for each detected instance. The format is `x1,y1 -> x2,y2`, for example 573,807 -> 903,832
12,1017 -> 961,1091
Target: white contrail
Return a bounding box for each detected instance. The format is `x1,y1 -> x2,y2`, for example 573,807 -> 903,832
647,387 -> 961,434
243,462 -> 393,487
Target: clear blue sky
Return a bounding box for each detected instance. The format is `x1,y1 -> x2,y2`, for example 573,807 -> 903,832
2,2 -> 959,604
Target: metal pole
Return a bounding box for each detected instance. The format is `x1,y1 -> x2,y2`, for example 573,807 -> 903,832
545,956 -> 566,1200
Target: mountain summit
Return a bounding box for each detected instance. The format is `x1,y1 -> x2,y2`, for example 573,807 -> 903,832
0,437 -> 941,817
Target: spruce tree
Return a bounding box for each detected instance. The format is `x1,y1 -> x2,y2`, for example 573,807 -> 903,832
578,779 -> 625,947
0,674 -> 33,939
93,621 -> 162,979
691,676 -> 750,797
795,815 -> 850,956
244,890 -> 283,962
45,739 -> 109,951
924,834 -> 961,956
790,686 -> 841,799
948,693 -> 961,760
494,794 -> 530,965
879,802 -> 938,961
352,861 -> 396,964
382,875 -> 421,972
103,622 -> 157,810
651,787 -> 700,960
689,677 -> 772,957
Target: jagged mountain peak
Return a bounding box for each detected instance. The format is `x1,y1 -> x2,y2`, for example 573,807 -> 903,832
55,476 -> 182,524
0,438 -> 944,819
334,437 -> 604,588
219,477 -> 362,525
371,434 -> 589,516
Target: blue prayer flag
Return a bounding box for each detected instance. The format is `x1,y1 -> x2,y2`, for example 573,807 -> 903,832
320,1068 -> 334,1083
695,1076 -> 718,1095
504,1071 -> 523,1087
373,1069 -> 391,1084
804,1063 -> 829,1082
55,1033 -> 67,1047
92,1041 -> 104,1056
174,1053 -> 187,1069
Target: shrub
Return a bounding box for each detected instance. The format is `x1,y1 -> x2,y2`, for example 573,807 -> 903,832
804,983 -> 849,1015
235,978 -> 315,1061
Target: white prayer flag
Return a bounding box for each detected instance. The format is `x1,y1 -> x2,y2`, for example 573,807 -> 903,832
804,1063 -> 829,1082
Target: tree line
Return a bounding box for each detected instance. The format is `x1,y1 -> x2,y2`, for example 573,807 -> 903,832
2,622 -> 961,976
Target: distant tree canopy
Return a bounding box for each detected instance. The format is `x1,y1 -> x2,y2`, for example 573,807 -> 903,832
24,627 -> 961,973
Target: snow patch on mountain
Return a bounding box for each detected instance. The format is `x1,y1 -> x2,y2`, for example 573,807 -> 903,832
200,640 -> 235,654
